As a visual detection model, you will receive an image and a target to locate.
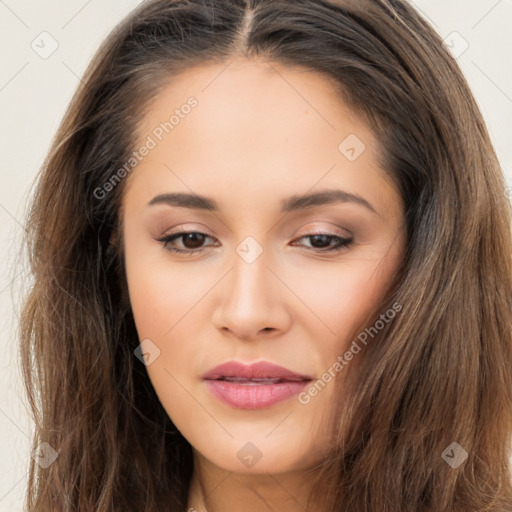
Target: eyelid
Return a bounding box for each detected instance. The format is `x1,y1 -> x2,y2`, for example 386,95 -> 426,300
293,223 -> 352,238
160,224 -> 213,237
161,223 -> 351,240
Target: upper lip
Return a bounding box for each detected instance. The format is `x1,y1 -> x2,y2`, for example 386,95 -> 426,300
202,361 -> 313,382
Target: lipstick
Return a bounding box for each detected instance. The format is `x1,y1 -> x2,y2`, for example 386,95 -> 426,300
202,360 -> 313,409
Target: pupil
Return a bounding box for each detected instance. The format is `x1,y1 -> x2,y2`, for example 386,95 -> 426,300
184,233 -> 204,249
311,234 -> 331,248
180,234 -> 335,250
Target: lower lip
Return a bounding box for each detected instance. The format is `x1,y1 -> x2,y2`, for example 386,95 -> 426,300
204,379 -> 310,409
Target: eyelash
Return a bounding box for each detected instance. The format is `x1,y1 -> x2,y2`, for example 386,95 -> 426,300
156,230 -> 354,255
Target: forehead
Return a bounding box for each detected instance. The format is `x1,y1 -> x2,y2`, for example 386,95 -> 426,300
136,56 -> 373,153
124,58 -> 400,218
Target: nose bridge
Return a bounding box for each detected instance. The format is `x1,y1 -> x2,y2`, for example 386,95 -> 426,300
228,240 -> 273,314
213,237 -> 288,337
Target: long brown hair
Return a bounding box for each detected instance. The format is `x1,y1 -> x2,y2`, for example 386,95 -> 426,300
19,0 -> 512,510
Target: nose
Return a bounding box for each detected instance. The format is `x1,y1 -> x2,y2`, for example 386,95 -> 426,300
211,248 -> 291,341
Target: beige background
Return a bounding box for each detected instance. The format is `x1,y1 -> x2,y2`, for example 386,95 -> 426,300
1,1 -> 511,509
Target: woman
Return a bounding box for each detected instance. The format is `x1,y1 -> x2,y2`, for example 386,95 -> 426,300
19,0 -> 512,510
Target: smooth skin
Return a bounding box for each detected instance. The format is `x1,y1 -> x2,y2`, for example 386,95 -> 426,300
121,57 -> 406,512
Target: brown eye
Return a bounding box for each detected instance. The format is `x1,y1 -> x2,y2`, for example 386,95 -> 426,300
292,233 -> 353,252
157,231 -> 216,254
179,232 -> 207,249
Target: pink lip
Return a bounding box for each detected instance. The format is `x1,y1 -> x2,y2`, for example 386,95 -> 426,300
202,361 -> 313,409
202,360 -> 313,381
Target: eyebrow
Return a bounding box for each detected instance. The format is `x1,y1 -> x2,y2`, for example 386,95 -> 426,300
147,189 -> 379,215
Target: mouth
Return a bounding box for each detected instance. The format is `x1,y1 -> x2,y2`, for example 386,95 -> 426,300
202,360 -> 314,409
201,360 -> 314,382
207,376 -> 311,385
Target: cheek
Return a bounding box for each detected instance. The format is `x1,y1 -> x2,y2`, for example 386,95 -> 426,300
128,268 -> 209,336
123,223 -> 211,340
125,260 -> 212,390
285,248 -> 403,357
124,259 -> 211,435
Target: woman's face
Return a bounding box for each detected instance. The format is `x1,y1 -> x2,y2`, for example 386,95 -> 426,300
121,58 -> 405,474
